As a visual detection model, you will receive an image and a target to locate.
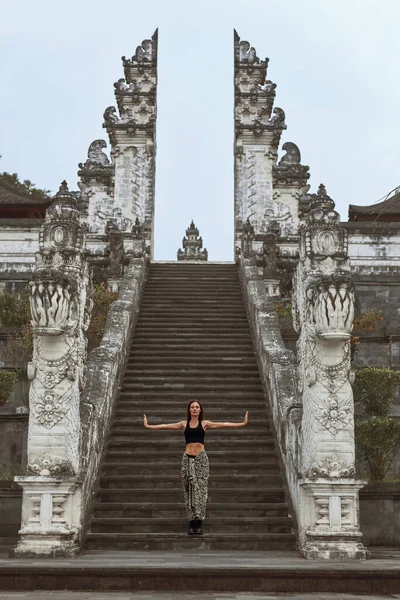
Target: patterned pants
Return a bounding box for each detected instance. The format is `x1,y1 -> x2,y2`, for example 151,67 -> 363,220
181,451 -> 209,521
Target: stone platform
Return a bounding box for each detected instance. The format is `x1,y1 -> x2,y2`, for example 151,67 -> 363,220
1,546 -> 400,595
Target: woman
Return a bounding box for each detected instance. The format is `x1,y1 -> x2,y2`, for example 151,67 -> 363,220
143,400 -> 248,535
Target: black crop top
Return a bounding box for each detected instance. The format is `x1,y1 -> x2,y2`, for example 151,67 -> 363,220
184,420 -> 205,445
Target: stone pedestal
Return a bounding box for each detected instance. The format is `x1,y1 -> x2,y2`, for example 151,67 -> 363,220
299,480 -> 368,559
13,477 -> 81,557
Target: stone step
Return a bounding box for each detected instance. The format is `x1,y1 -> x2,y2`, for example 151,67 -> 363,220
129,341 -> 255,348
114,409 -> 268,419
110,421 -> 269,432
122,374 -> 262,383
134,325 -> 250,331
142,292 -> 243,298
128,352 -> 255,365
137,312 -> 247,318
101,462 -> 279,476
143,286 -> 243,293
84,532 -> 295,551
131,336 -> 254,344
93,502 -> 290,519
120,383 -> 263,391
123,365 -> 259,373
124,363 -> 259,371
106,440 -> 275,452
104,449 -> 276,463
4,554 -> 399,593
96,487 -> 286,503
136,315 -> 249,321
116,404 -> 265,414
90,516 -> 293,534
117,391 -> 265,400
145,275 -> 239,280
99,474 -> 283,489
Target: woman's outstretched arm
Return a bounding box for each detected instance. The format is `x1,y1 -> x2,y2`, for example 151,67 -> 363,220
203,411 -> 249,429
143,415 -> 185,430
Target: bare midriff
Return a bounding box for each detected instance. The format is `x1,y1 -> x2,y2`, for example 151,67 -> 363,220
185,443 -> 205,456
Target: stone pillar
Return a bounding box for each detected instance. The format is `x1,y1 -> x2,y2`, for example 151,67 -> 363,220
14,182 -> 93,557
102,30 -> 158,259
292,184 -> 368,559
234,31 -> 286,256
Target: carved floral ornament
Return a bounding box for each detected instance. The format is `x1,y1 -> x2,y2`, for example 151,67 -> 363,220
33,390 -> 69,429
306,455 -> 356,480
28,454 -> 74,478
316,391 -> 353,435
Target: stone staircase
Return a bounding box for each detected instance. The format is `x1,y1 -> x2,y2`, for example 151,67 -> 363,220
85,263 -> 296,550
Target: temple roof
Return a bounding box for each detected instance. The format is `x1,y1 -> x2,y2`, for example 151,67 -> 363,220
0,181 -> 50,218
349,187 -> 400,222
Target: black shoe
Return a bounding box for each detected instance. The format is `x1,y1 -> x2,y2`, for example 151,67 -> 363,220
188,520 -> 196,535
194,519 -> 203,535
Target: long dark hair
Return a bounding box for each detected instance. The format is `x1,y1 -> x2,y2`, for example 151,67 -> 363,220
187,399 -> 204,423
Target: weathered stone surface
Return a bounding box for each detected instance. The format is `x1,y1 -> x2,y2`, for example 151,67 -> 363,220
14,182 -> 93,557
79,257 -> 147,537
239,256 -> 301,515
360,482 -> 400,546
292,187 -> 367,559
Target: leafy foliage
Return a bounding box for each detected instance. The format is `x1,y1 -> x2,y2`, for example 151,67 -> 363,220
0,171 -> 50,200
353,308 -> 384,332
0,293 -> 31,328
4,327 -> 33,365
353,367 -> 400,417
351,308 -> 384,361
356,417 -> 400,482
87,283 -> 118,350
0,370 -> 18,406
273,300 -> 292,320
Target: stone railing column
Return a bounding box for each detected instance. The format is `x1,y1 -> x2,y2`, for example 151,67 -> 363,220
292,184 -> 368,559
14,182 -> 93,557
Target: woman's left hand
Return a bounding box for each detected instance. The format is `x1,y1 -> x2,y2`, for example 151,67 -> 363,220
243,411 -> 249,426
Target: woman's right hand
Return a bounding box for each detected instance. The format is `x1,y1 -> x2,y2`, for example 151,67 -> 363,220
143,414 -> 148,428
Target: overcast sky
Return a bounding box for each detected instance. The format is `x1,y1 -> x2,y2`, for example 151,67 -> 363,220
1,0 -> 399,260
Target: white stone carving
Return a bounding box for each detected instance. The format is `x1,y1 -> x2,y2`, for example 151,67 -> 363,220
14,182 -> 93,557
293,185 -> 367,559
307,455 -> 356,480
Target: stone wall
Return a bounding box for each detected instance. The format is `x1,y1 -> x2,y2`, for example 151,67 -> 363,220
0,485 -> 22,537
0,415 -> 27,475
360,483 -> 400,546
